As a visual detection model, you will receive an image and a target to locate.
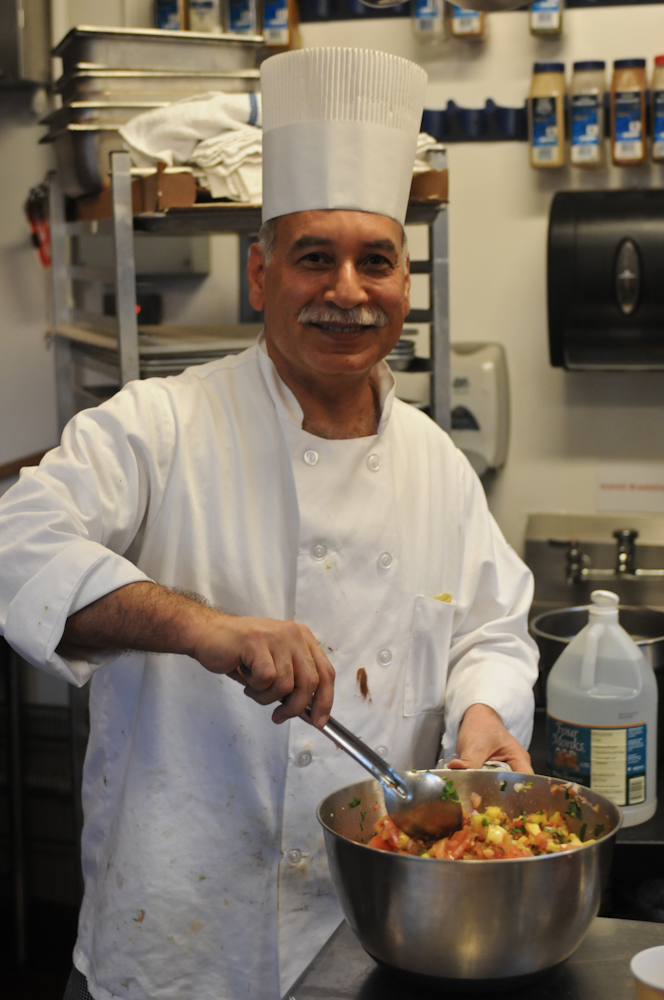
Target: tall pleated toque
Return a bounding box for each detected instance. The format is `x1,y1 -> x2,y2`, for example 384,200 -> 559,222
260,47 -> 428,224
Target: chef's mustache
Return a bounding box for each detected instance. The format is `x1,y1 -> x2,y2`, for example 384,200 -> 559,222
297,302 -> 390,328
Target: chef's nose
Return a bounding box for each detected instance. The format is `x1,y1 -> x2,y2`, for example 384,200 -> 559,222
323,262 -> 368,310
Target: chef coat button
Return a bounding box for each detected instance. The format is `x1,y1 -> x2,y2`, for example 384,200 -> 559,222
303,449 -> 319,466
378,551 -> 393,570
367,453 -> 381,472
295,750 -> 312,767
377,648 -> 393,667
375,745 -> 388,758
311,542 -> 327,561
287,848 -> 302,866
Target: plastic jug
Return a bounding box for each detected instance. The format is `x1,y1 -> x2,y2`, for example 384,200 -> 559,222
546,590 -> 657,827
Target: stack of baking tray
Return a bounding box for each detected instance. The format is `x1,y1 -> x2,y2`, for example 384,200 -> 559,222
42,26 -> 262,198
61,323 -> 264,390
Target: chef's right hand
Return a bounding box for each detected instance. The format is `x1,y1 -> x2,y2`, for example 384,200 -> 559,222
191,615 -> 335,727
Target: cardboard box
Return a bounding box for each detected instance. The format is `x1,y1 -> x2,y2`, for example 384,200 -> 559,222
409,168 -> 449,205
76,165 -> 197,220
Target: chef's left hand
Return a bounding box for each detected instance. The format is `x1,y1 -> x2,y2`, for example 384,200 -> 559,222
447,704 -> 533,774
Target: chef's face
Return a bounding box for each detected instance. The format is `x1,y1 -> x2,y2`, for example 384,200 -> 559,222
247,209 -> 410,383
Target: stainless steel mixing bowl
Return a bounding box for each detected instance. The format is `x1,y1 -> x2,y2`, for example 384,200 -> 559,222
318,769 -> 622,989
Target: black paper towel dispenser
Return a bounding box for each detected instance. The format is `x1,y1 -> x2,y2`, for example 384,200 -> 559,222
548,189 -> 664,370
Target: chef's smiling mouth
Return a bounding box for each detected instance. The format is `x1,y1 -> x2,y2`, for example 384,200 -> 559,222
307,322 -> 375,334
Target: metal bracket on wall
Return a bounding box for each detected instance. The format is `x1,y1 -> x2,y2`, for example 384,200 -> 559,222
422,102 -> 528,143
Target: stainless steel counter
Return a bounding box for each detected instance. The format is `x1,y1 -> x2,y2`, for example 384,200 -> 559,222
284,917 -> 664,1000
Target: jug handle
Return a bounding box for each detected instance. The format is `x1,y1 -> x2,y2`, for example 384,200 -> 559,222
580,622 -> 603,690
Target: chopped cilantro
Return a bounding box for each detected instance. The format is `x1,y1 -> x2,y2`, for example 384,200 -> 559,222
481,817 -> 489,827
349,797 -> 361,809
512,824 -> 526,836
579,823 -> 587,842
360,810 -> 367,832
593,823 -> 605,839
440,779 -> 459,802
566,799 -> 582,821
499,780 -> 507,791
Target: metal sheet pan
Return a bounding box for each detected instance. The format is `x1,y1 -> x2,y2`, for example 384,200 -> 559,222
53,26 -> 263,75
41,102 -> 169,128
56,68 -> 259,103
40,125 -> 126,198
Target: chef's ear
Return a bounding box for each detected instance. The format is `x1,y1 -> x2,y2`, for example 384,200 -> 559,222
247,242 -> 266,312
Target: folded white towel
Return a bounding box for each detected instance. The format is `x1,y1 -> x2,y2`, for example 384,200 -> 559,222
120,98 -> 437,205
193,127 -> 262,202
119,91 -> 262,202
413,132 -> 442,174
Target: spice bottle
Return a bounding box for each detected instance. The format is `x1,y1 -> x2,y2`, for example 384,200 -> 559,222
155,0 -> 186,29
412,0 -> 446,43
530,0 -> 563,37
450,4 -> 485,40
263,0 -> 297,47
611,59 -> 647,166
570,61 -> 605,168
225,0 -> 259,34
187,0 -> 223,31
652,56 -> 664,163
529,62 -> 566,168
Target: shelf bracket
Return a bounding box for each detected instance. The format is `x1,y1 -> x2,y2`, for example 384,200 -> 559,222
111,151 -> 140,385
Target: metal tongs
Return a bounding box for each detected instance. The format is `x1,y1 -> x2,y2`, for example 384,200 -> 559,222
301,707 -> 464,840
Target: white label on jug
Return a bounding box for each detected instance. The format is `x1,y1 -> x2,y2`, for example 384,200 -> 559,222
590,728 -> 626,802
547,715 -> 646,806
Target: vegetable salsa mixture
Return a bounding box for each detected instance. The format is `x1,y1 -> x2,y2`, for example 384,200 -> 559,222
367,783 -> 604,860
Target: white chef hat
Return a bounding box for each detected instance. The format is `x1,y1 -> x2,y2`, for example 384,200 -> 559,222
260,47 -> 427,225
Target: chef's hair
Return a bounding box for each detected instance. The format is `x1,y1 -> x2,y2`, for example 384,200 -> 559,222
257,218 -> 408,266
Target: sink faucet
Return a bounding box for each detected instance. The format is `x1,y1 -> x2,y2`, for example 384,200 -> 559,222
549,529 -> 664,584
614,529 -> 638,575
548,538 -> 585,584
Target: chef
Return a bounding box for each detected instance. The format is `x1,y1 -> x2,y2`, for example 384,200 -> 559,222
0,47 -> 538,1000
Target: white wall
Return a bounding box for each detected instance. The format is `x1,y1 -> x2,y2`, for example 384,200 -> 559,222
301,7 -> 664,553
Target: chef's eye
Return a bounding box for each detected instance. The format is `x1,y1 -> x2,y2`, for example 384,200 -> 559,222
364,254 -> 394,269
298,252 -> 332,266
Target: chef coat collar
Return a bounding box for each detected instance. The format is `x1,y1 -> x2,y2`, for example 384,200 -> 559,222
256,330 -> 397,436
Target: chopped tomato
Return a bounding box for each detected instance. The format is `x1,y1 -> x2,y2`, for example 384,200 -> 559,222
368,835 -> 392,852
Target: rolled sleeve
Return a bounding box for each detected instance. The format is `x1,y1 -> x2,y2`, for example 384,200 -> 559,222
0,381 -> 174,685
5,539 -> 151,685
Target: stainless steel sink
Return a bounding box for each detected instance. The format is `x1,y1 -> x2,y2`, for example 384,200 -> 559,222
526,513 -> 664,610
525,513 -> 664,708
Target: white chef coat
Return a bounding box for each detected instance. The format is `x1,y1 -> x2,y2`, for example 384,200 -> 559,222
0,335 -> 538,1000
